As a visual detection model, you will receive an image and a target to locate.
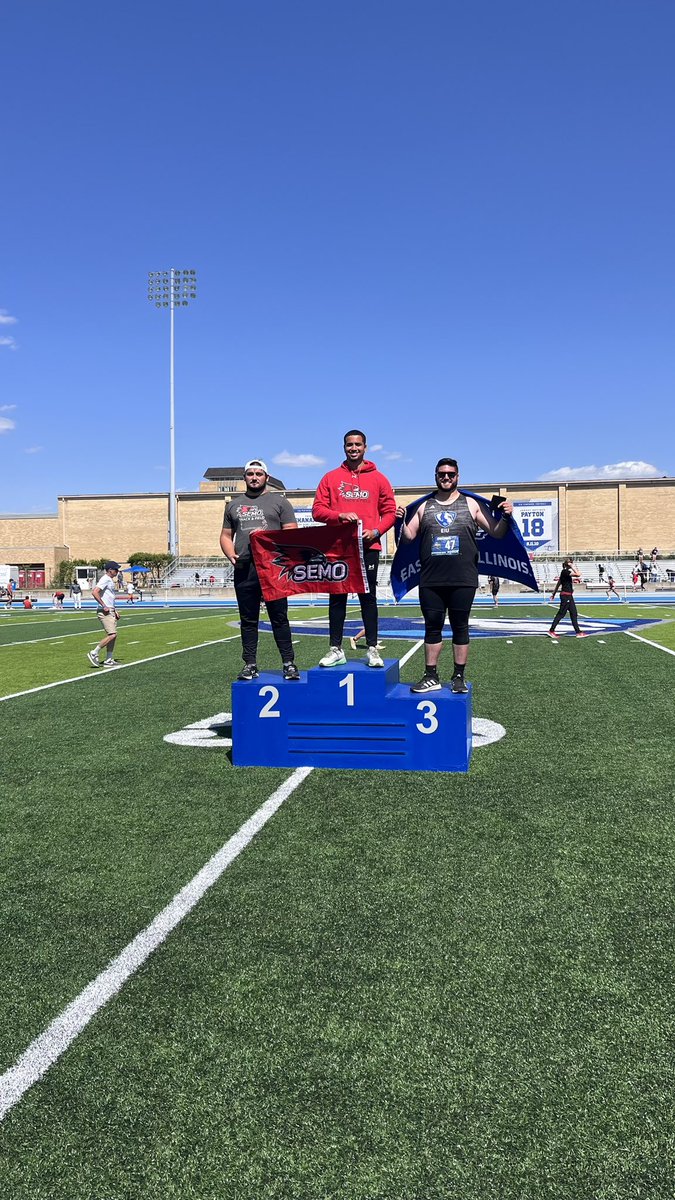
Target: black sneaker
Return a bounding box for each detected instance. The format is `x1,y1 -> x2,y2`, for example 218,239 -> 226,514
410,673 -> 441,693
237,663 -> 259,681
451,674 -> 468,694
282,662 -> 300,681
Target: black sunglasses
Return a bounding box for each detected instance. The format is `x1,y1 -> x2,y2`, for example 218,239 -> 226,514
436,470 -> 457,478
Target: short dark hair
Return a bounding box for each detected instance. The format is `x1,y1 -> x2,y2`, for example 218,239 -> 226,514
344,429 -> 366,444
435,458 -> 458,473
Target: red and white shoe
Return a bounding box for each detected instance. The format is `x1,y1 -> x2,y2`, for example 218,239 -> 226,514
546,631 -> 559,640
576,632 -> 588,638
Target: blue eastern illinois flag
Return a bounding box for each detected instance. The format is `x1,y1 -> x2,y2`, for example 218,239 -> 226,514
390,490 -> 539,602
250,522 -> 368,602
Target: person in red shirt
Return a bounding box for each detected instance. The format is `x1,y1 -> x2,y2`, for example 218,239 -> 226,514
312,429 -> 396,667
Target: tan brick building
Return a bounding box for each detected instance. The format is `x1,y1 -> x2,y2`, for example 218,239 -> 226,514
1,474 -> 673,582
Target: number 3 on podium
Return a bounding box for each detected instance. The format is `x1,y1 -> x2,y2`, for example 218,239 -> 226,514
416,700 -> 438,734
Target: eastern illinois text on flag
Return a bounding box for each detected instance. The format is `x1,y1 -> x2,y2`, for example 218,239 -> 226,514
250,523 -> 368,602
390,490 -> 539,601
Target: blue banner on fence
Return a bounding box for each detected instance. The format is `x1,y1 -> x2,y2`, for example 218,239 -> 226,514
390,490 -> 539,602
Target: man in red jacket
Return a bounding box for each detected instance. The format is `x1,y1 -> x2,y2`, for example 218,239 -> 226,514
312,429 -> 397,667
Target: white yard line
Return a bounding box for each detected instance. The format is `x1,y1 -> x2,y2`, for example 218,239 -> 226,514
398,640 -> 424,668
0,765 -> 314,1122
624,630 -> 675,657
0,612 -> 225,651
0,636 -> 241,704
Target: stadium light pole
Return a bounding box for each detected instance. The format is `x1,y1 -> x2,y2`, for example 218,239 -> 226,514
147,269 -> 197,557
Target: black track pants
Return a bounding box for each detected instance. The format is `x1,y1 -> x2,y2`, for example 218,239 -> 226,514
234,559 -> 294,664
550,593 -> 581,634
328,549 -> 379,647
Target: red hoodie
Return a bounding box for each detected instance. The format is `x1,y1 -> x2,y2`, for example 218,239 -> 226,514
312,459 -> 397,550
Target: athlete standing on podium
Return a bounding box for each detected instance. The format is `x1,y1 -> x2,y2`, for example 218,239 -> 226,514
312,430 -> 397,668
396,457 -> 513,694
220,460 -> 300,682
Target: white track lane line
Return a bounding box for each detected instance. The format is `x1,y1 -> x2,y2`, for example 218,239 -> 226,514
0,635 -> 241,704
624,630 -> 675,657
0,765 -> 314,1122
0,612 -> 226,651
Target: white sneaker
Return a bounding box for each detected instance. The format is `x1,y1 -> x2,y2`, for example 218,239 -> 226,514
319,646 -> 347,668
366,646 -> 384,668
87,649 -> 100,668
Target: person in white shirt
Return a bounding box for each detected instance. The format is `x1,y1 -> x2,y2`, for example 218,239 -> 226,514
87,560 -> 121,667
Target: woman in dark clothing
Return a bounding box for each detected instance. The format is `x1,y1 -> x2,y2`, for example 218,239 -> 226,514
547,560 -> 588,640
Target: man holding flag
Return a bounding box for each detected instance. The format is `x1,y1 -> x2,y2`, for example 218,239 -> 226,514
395,457 -> 514,694
220,459 -> 300,682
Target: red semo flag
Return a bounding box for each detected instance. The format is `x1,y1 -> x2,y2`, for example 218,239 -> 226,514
250,523 -> 368,602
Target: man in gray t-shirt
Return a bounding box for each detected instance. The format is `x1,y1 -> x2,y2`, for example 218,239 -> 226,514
220,459 -> 300,681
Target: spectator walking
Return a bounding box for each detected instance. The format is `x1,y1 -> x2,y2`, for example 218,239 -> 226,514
598,563 -> 605,582
87,561 -> 121,667
312,429 -> 397,668
639,558 -> 649,590
547,560 -> 588,639
348,625 -> 385,651
487,575 -> 501,607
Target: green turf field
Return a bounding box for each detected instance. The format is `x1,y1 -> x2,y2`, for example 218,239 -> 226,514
0,604 -> 673,1199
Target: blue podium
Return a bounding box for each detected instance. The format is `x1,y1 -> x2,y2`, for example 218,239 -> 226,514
232,659 -> 472,772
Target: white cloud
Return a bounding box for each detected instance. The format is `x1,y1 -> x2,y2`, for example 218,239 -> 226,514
24,445 -> 43,455
0,336 -> 17,350
273,450 -> 326,468
384,451 -> 402,460
369,443 -> 384,452
0,310 -> 17,325
539,460 -> 663,482
0,404 -> 17,412
0,416 -> 16,434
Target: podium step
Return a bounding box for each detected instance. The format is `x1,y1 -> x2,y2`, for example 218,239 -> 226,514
232,659 -> 472,772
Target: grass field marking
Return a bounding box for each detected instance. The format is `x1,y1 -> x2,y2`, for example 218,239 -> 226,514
624,630 -> 675,657
398,639 -> 424,668
0,612 -> 232,651
0,764 -> 314,1123
0,635 -> 242,704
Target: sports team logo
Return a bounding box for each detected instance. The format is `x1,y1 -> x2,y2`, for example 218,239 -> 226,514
338,482 -> 370,501
272,544 -> 348,584
435,510 -> 457,528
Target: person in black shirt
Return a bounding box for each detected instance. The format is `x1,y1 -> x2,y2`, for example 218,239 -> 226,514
396,457 -> 513,693
547,560 -> 588,639
220,459 -> 300,681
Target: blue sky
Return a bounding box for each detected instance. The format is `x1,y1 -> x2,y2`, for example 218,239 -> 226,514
2,0 -> 674,512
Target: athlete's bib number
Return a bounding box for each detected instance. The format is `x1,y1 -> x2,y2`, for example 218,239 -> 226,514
431,535 -> 459,556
